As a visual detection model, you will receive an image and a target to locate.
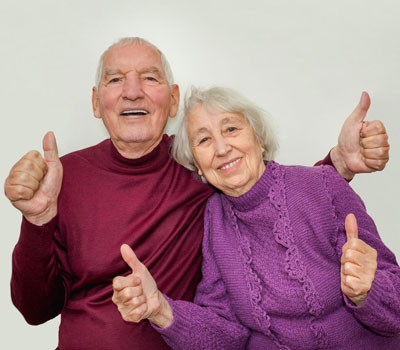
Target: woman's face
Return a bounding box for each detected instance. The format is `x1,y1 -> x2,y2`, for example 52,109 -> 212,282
187,103 -> 266,197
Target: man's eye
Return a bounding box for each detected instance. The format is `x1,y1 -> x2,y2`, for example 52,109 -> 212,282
109,77 -> 122,83
144,76 -> 158,83
227,127 -> 237,133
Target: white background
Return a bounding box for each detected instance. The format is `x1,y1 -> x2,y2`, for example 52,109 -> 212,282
1,0 -> 399,348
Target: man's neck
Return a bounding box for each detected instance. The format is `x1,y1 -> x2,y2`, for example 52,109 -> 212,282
111,136 -> 163,159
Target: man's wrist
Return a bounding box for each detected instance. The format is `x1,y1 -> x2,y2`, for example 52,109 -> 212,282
24,206 -> 58,226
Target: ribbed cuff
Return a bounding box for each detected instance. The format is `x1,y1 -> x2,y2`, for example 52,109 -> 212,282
17,216 -> 58,258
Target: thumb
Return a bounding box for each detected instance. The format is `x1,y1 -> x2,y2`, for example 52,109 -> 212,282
121,244 -> 142,272
43,131 -> 60,163
345,213 -> 358,241
347,91 -> 371,124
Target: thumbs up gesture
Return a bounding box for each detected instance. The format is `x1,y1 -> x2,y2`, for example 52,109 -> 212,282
331,92 -> 389,180
112,244 -> 173,328
341,214 -> 378,306
4,131 -> 63,225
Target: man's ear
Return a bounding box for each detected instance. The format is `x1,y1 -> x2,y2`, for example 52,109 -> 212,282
92,86 -> 101,119
168,84 -> 180,118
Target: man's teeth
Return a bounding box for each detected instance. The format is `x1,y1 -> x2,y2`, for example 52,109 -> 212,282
121,110 -> 148,116
220,158 -> 240,170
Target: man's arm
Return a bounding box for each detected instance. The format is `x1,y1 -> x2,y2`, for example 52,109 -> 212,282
5,132 -> 68,324
11,217 -> 68,324
317,92 -> 389,180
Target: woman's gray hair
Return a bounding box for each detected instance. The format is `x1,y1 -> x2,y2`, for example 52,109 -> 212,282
172,86 -> 279,172
95,37 -> 174,89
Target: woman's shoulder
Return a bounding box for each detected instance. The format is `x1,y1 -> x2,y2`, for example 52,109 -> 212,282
277,162 -> 346,186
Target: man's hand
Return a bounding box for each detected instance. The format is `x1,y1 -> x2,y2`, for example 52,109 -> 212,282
341,214 -> 378,306
4,132 -> 63,225
331,92 -> 389,180
112,244 -> 173,328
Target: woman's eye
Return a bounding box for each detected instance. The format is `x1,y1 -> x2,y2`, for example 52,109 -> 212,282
227,127 -> 236,133
199,137 -> 209,144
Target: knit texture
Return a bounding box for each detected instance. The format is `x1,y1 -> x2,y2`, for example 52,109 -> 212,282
156,161 -> 400,350
11,135 -> 213,350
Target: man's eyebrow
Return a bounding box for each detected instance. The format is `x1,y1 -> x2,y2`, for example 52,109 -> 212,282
139,66 -> 164,76
104,69 -> 123,77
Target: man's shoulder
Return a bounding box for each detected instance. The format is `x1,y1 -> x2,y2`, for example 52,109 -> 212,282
60,139 -> 109,166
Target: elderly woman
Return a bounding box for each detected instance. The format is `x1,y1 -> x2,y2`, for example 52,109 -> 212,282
112,87 -> 400,349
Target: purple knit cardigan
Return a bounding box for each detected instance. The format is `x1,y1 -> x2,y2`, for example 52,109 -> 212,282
156,162 -> 400,349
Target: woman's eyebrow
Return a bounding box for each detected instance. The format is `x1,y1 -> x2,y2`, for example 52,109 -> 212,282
190,127 -> 209,141
220,116 -> 241,125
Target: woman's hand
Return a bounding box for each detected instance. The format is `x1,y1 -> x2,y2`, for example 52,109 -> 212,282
112,244 -> 173,328
341,214 -> 378,306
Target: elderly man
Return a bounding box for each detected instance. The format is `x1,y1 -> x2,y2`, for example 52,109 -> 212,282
5,37 -> 389,350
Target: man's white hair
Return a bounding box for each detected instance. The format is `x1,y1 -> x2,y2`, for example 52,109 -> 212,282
95,37 -> 174,89
172,86 -> 279,172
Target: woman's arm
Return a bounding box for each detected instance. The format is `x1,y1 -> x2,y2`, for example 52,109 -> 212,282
112,207 -> 250,350
326,166 -> 400,336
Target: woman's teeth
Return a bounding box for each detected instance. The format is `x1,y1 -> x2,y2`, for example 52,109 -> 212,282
220,158 -> 240,170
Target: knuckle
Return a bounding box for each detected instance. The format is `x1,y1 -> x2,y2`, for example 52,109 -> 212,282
130,310 -> 143,322
345,275 -> 353,287
20,158 -> 36,172
14,185 -> 33,200
375,147 -> 388,158
122,313 -> 132,322
124,288 -> 134,299
343,262 -> 351,275
27,150 -> 42,160
372,120 -> 385,133
344,249 -> 353,261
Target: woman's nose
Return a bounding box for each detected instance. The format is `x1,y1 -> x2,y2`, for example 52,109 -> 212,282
214,136 -> 232,156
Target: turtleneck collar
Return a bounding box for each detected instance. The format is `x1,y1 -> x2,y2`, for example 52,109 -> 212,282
96,134 -> 172,174
223,161 -> 277,212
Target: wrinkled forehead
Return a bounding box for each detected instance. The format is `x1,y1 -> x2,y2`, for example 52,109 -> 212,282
188,102 -> 246,123
187,102 -> 222,120
187,103 -> 248,133
102,43 -> 164,75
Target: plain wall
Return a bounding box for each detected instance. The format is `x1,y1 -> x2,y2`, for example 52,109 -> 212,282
1,0 -> 399,348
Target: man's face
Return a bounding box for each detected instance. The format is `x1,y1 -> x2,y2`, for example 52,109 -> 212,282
92,43 -> 179,158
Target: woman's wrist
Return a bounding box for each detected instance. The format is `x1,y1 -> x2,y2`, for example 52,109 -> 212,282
149,291 -> 173,328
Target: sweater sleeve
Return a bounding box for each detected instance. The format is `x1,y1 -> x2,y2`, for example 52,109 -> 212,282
11,216 -> 70,325
314,150 -> 334,167
325,166 -> 400,336
153,203 -> 250,349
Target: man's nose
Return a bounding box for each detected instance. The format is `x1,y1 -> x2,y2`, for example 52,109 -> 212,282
122,78 -> 145,100
214,136 -> 232,156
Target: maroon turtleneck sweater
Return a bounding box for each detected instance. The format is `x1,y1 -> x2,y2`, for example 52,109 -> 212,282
11,135 -> 213,350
